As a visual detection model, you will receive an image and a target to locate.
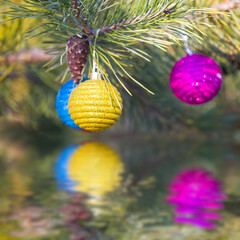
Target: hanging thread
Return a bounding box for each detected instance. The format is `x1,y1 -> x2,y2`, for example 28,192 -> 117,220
92,50 -> 98,80
92,29 -> 100,80
181,25 -> 193,56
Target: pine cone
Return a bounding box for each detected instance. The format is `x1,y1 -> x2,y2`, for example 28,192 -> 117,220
67,35 -> 89,84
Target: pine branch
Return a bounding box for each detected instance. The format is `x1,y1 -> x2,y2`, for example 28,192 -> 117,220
70,0 -> 91,34
125,78 -> 167,120
2,0 -> 223,94
100,3 -> 176,34
71,0 -> 81,19
188,0 -> 240,76
215,0 -> 240,11
0,48 -> 53,65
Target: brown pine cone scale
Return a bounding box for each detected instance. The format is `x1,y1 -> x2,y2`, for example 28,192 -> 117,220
67,35 -> 89,84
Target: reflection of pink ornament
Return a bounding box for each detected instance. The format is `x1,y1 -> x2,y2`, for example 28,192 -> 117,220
167,168 -> 227,229
170,54 -> 222,105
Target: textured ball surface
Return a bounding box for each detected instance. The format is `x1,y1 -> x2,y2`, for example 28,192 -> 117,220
68,79 -> 123,132
68,142 -> 124,196
56,80 -> 82,130
170,54 -> 222,104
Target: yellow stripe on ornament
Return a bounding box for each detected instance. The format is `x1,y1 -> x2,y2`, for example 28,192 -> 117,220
68,79 -> 123,132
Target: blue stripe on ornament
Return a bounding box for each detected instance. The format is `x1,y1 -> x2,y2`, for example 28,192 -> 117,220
56,79 -> 87,130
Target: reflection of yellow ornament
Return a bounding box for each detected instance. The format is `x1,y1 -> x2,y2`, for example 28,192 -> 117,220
68,142 -> 124,196
68,79 -> 123,132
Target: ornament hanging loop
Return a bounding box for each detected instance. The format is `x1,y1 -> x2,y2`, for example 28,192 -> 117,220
92,50 -> 98,80
183,35 -> 193,56
181,25 -> 193,56
91,29 -> 100,80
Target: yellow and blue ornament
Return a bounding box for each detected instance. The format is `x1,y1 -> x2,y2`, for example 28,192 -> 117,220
54,142 -> 124,196
68,77 -> 123,132
56,79 -> 87,130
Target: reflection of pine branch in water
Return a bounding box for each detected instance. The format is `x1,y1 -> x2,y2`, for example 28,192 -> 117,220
0,48 -> 53,65
10,207 -> 57,237
61,193 -> 91,226
61,193 -> 114,240
60,193 -> 94,240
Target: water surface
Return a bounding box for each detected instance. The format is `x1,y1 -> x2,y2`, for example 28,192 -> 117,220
0,133 -> 240,240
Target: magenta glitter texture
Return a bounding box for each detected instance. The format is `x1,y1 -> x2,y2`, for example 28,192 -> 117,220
166,168 -> 227,229
170,54 -> 222,104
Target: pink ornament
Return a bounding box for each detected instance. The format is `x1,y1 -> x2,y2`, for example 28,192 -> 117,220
166,168 -> 227,229
170,54 -> 222,104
